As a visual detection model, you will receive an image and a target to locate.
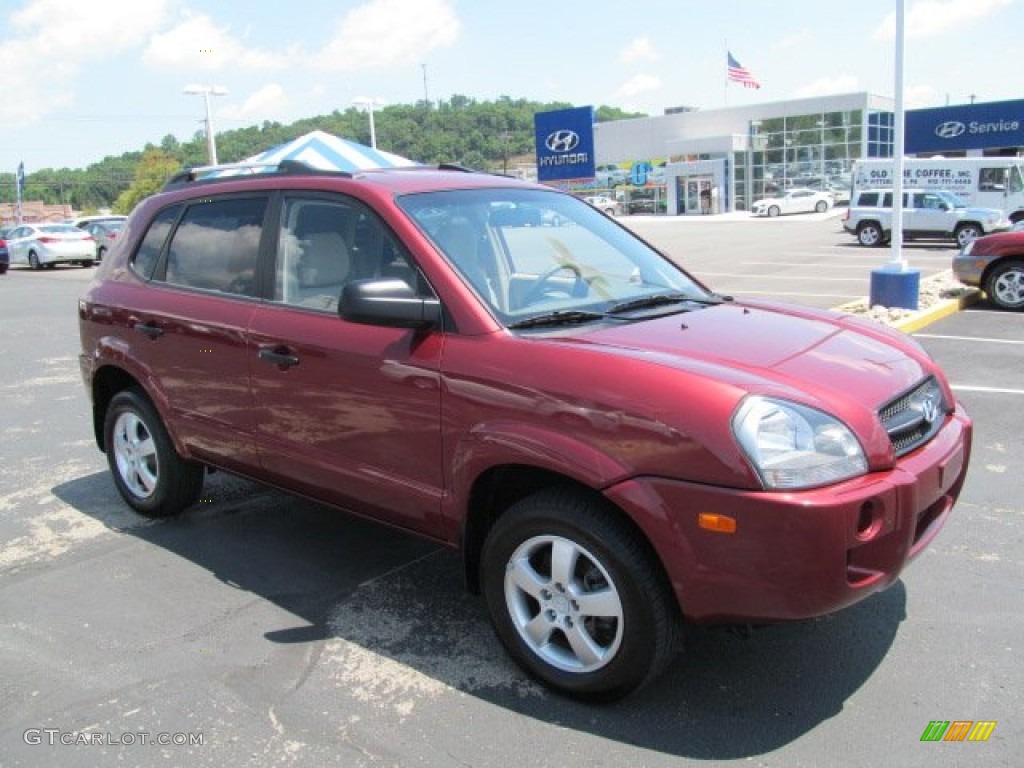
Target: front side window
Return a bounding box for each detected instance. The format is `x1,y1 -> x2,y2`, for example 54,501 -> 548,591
274,196 -> 428,313
161,197 -> 267,296
399,188 -> 710,326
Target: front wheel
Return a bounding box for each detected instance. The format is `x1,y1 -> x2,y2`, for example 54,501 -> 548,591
481,487 -> 680,701
984,259 -> 1024,310
28,251 -> 42,270
103,389 -> 204,517
955,223 -> 983,249
767,205 -> 781,218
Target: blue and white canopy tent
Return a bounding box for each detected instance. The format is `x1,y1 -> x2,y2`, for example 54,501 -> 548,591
244,129 -> 418,171
196,130 -> 418,178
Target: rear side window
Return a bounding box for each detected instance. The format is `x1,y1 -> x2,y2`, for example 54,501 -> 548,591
161,197 -> 267,296
857,192 -> 879,207
133,206 -> 181,279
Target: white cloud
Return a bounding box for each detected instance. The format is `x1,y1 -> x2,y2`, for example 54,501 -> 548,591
0,0 -> 171,120
874,0 -> 1013,40
144,11 -> 292,70
311,0 -> 460,71
613,73 -> 663,101
792,75 -> 860,98
619,37 -> 659,63
218,84 -> 290,123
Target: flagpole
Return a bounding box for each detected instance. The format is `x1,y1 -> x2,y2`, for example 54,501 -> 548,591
723,40 -> 728,106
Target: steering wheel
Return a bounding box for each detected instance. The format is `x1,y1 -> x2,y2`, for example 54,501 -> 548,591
519,264 -> 586,307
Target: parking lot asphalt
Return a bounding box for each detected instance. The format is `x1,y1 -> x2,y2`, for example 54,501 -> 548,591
0,217 -> 1019,767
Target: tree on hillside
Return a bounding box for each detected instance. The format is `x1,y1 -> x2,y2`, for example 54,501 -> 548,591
113,149 -> 181,214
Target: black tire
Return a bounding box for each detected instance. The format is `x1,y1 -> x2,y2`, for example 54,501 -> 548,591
767,205 -> 781,218
81,260 -> 94,268
955,223 -> 983,249
481,487 -> 680,701
97,246 -> 106,261
28,251 -> 42,270
103,388 -> 204,517
857,221 -> 885,247
814,200 -> 828,213
984,258 -> 1024,311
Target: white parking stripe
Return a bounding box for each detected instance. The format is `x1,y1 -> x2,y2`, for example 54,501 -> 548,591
702,273 -> 867,282
952,385 -> 1024,395
915,334 -> 1024,345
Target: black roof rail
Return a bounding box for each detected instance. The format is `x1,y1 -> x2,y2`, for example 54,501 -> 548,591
160,159 -> 353,191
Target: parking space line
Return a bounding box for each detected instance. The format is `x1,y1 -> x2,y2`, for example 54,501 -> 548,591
703,273 -> 866,282
952,385 -> 1024,395
727,290 -> 861,299
915,334 -> 1024,345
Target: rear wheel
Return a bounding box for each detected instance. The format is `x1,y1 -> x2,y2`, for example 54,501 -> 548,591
984,259 -> 1024,311
481,487 -> 680,701
28,251 -> 41,270
857,221 -> 885,247
955,223 -> 983,249
815,200 -> 828,213
81,260 -> 94,268
103,389 -> 204,517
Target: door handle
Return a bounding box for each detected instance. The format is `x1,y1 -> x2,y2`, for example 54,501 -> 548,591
133,321 -> 164,339
258,346 -> 300,369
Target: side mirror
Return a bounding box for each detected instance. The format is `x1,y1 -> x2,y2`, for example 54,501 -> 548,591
339,278 -> 442,330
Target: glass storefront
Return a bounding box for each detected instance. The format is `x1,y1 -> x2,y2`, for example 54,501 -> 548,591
734,109 -> 890,210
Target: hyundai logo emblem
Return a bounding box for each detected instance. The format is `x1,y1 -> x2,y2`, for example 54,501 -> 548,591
545,130 -> 580,153
916,390 -> 941,425
935,121 -> 966,139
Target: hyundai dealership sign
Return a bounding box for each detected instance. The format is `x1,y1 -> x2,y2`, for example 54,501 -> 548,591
907,99 -> 1024,154
535,106 -> 596,182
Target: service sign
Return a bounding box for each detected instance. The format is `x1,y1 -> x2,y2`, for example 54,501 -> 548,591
535,106 -> 596,182
907,100 -> 1024,154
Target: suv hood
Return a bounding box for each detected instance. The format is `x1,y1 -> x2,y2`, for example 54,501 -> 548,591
558,302 -> 927,410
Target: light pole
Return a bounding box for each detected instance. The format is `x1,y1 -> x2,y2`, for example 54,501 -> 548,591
352,97 -> 385,149
183,85 -> 228,165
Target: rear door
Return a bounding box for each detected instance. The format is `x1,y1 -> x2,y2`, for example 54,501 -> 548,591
119,196 -> 269,471
247,192 -> 445,536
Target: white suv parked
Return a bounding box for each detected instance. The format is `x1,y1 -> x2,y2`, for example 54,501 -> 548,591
843,189 -> 1010,248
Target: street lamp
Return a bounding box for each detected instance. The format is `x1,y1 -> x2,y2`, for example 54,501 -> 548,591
352,97 -> 385,149
183,84 -> 228,165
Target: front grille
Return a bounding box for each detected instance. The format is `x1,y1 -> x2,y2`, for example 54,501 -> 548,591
879,376 -> 949,456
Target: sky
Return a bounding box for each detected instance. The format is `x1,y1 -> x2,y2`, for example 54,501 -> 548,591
1,0 -> 1020,173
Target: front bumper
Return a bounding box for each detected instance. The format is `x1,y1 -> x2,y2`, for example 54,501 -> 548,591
605,403 -> 972,624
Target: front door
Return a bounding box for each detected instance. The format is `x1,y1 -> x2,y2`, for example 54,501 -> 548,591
247,194 -> 445,536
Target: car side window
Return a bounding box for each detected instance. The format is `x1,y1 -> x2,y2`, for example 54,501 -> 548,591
858,192 -> 879,207
159,197 -> 267,296
133,206 -> 182,279
273,196 -> 429,312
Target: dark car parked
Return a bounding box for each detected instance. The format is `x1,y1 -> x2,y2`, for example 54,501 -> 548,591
79,162 -> 972,700
0,226 -> 11,274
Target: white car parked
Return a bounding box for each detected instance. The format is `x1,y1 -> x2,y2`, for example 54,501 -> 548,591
4,223 -> 98,269
751,188 -> 833,217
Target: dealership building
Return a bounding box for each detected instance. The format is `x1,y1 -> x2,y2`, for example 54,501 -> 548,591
539,94 -> 1024,215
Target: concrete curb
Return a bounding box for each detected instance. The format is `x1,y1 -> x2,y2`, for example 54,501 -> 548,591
833,270 -> 982,334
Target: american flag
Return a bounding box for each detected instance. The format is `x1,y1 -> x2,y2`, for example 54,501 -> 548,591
727,52 -> 761,89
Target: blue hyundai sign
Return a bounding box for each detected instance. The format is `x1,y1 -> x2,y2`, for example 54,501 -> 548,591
907,99 -> 1024,154
534,106 -> 596,182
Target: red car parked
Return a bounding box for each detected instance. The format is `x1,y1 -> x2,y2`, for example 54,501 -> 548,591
78,163 -> 972,700
953,227 -> 1024,310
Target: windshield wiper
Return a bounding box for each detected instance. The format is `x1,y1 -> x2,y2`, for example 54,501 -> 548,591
507,310 -> 612,329
607,292 -> 722,315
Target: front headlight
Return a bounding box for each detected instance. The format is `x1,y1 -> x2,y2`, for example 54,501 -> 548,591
732,396 -> 867,490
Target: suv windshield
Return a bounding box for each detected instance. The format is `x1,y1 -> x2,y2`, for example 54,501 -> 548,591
398,188 -> 710,325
